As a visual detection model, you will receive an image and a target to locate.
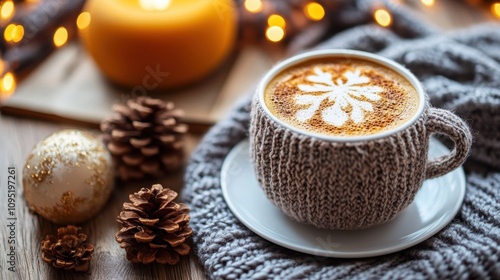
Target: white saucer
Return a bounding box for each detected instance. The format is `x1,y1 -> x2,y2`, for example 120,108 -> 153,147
221,138 -> 466,258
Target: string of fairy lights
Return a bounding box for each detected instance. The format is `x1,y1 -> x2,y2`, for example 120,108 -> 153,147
0,0 -> 86,97
237,0 -> 336,43
1,0 -> 500,97
237,0 -> 499,42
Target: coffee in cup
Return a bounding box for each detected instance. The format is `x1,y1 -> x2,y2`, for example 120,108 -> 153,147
250,50 -> 472,230
264,58 -> 419,137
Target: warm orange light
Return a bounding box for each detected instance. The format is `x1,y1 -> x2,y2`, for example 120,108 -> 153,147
139,0 -> 171,11
0,72 -> 16,97
0,0 -> 14,21
3,23 -> 23,43
11,25 -> 24,43
53,27 -> 68,47
4,23 -> 15,41
421,0 -> 434,6
244,0 -> 262,13
268,14 -> 286,28
304,2 -> 325,21
266,26 -> 285,43
492,3 -> 500,18
77,12 -> 91,30
374,9 -> 392,27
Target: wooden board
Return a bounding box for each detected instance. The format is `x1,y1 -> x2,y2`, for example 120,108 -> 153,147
1,43 -> 282,133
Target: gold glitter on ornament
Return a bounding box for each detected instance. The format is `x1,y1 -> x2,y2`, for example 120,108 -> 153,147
27,157 -> 56,184
23,129 -> 114,224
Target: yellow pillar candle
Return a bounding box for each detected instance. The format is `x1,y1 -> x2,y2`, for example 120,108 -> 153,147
80,0 -> 237,89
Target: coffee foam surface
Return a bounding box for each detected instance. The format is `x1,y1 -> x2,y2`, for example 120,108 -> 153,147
264,58 -> 419,137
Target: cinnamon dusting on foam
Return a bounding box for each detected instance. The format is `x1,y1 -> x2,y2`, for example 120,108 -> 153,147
264,58 -> 419,136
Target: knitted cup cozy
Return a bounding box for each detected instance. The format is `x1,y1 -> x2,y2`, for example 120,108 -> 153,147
250,98 -> 472,230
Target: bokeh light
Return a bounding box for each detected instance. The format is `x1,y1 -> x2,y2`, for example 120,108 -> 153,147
0,72 -> 16,98
12,25 -> 24,42
268,14 -> 286,28
244,0 -> 262,13
4,24 -> 15,41
53,27 -> 68,47
492,3 -> 500,18
4,24 -> 24,43
421,0 -> 435,7
266,26 -> 285,43
0,0 -> 14,21
374,9 -> 392,27
304,2 -> 325,21
77,12 -> 91,30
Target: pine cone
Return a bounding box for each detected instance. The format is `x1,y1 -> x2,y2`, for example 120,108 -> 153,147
115,184 -> 192,265
41,225 -> 94,272
101,97 -> 188,181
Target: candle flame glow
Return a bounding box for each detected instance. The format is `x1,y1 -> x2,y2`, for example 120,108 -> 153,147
53,27 -> 68,47
139,0 -> 171,11
266,26 -> 285,43
268,14 -> 286,28
492,3 -> 500,18
0,72 -> 16,98
0,0 -> 14,21
374,9 -> 391,27
77,12 -> 91,30
244,0 -> 262,13
421,0 -> 434,7
4,24 -> 24,43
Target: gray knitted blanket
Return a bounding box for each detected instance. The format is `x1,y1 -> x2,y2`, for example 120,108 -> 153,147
183,2 -> 500,279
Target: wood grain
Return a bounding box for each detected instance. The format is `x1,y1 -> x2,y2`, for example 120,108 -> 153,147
0,114 -> 205,280
0,0 -> 495,279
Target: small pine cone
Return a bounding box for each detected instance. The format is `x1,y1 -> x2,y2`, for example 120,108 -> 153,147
101,97 -> 188,181
41,225 -> 94,272
116,184 -> 192,265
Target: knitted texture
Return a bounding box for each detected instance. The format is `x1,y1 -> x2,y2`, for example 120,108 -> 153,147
425,108 -> 474,178
250,101 -> 471,229
183,2 -> 500,279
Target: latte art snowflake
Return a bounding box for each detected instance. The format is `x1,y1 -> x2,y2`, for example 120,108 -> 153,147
295,67 -> 383,127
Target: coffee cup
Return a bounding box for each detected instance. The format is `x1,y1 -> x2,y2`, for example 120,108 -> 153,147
249,49 -> 472,230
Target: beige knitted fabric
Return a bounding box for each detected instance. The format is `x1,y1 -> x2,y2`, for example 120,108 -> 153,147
425,108 -> 473,178
250,99 -> 472,230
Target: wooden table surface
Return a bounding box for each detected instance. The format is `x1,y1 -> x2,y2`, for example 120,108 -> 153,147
0,1 -> 495,279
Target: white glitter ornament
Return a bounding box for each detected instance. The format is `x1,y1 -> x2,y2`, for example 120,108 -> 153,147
23,130 -> 114,224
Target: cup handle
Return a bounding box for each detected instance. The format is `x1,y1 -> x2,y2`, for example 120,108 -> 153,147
425,108 -> 472,179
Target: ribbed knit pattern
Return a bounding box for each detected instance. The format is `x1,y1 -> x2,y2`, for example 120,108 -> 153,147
425,108 -> 474,179
182,1 -> 500,278
249,102 -> 471,230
